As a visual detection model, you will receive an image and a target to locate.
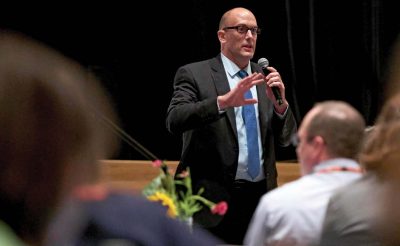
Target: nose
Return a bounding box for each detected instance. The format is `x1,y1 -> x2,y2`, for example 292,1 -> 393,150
245,29 -> 254,37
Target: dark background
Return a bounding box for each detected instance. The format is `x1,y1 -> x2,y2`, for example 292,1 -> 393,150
2,1 -> 399,161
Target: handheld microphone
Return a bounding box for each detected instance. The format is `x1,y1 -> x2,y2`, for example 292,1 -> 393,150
257,58 -> 283,105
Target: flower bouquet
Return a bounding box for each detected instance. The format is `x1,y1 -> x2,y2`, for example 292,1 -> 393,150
142,160 -> 228,224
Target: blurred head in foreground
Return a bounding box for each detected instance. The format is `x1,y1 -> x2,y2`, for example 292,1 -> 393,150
0,31 -> 118,245
359,93 -> 400,244
359,94 -> 400,174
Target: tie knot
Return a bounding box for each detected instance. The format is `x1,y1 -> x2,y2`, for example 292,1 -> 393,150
238,70 -> 248,79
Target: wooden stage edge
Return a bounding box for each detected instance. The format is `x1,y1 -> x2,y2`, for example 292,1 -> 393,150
99,160 -> 301,192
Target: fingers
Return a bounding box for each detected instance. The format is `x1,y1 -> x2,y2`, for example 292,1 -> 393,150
268,79 -> 285,90
239,72 -> 264,89
234,73 -> 263,106
243,98 -> 258,105
265,67 -> 284,89
265,66 -> 277,73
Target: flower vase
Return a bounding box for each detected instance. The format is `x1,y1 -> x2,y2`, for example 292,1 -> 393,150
183,216 -> 193,233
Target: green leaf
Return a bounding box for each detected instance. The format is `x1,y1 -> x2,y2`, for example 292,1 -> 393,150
142,175 -> 163,197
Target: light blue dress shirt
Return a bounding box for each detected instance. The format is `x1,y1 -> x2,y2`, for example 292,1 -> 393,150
220,54 -> 265,182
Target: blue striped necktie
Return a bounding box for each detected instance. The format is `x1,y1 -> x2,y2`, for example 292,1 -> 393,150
238,70 -> 260,179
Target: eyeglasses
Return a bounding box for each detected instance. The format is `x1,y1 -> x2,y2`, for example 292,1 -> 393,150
291,133 -> 316,147
290,133 -> 326,147
291,134 -> 300,147
223,25 -> 261,35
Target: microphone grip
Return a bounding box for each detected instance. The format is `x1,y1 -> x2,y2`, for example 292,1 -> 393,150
272,88 -> 283,106
261,67 -> 283,105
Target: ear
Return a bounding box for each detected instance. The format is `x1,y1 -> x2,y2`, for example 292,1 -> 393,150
313,135 -> 325,147
311,135 -> 327,157
217,30 -> 226,43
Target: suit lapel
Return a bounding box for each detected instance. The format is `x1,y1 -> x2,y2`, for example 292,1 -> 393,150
251,63 -> 270,147
210,56 -> 238,138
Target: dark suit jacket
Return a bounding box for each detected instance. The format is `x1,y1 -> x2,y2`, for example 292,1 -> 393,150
166,54 -> 297,205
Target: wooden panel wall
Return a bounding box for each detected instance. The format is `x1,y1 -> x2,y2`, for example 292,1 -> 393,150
99,160 -> 301,192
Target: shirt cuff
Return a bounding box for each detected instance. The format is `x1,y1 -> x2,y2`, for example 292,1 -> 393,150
274,105 -> 288,119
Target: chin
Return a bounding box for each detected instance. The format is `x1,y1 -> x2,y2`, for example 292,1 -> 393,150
242,52 -> 254,59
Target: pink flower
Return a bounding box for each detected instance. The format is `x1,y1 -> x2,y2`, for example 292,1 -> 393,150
145,164 -> 228,221
211,201 -> 228,215
152,159 -> 163,168
177,170 -> 189,178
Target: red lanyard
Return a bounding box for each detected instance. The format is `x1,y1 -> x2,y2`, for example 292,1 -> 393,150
316,166 -> 364,174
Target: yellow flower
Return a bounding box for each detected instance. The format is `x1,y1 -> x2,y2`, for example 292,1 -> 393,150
147,191 -> 178,218
143,160 -> 228,222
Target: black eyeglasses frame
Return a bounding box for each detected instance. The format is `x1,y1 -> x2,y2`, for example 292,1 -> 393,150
223,25 -> 261,35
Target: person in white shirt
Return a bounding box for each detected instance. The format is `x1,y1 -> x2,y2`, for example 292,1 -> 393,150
244,100 -> 366,246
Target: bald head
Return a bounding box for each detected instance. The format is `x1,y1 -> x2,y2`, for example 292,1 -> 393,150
302,101 -> 366,158
217,7 -> 258,67
219,7 -> 256,30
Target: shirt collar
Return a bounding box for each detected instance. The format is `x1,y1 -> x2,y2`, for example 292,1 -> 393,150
313,158 -> 360,173
221,53 -> 251,78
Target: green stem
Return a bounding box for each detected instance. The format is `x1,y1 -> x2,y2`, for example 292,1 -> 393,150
189,195 -> 215,208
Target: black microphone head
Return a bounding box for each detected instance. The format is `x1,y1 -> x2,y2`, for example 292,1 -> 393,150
257,57 -> 269,68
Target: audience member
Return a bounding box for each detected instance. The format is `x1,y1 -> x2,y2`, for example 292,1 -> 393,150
45,184 -> 222,246
319,94 -> 400,246
376,102 -> 400,245
0,30 -> 118,245
244,100 -> 365,246
166,7 -> 297,244
373,36 -> 400,245
0,30 -> 221,246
